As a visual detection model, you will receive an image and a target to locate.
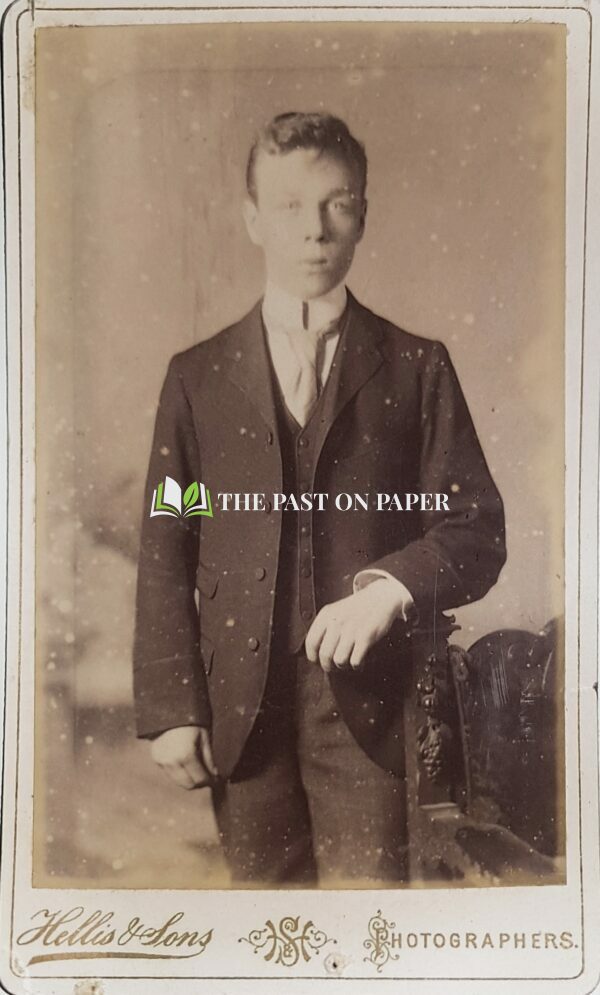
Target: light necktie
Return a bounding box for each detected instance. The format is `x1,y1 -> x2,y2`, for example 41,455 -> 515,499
280,305 -> 339,427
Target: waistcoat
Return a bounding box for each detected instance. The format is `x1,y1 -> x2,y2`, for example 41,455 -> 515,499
265,316 -> 348,655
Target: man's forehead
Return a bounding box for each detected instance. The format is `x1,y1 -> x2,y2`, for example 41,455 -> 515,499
254,146 -> 361,188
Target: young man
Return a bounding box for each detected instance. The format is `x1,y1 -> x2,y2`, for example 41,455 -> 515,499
133,112 -> 506,886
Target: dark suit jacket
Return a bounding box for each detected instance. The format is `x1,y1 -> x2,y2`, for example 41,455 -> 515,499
133,292 -> 506,778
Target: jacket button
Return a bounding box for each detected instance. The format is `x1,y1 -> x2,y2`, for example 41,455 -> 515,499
301,609 -> 313,621
248,636 -> 259,651
264,500 -> 272,514
301,565 -> 311,578
254,567 -> 266,580
266,431 -> 274,445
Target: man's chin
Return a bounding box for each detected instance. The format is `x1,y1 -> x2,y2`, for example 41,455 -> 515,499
290,273 -> 346,300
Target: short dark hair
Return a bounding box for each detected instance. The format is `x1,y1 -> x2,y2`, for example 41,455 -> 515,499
246,111 -> 367,202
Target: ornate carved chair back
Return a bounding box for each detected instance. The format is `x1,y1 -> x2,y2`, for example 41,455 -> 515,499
403,616 -> 564,884
456,617 -> 564,858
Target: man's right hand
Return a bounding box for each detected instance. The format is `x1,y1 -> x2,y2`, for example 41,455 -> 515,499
150,726 -> 218,790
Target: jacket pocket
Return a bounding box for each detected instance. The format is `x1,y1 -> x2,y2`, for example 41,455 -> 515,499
196,561 -> 219,599
199,633 -> 215,676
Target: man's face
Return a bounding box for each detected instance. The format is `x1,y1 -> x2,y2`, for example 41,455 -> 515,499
243,147 -> 367,300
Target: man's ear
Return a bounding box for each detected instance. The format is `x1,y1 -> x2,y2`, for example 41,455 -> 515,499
242,197 -> 263,247
356,198 -> 368,243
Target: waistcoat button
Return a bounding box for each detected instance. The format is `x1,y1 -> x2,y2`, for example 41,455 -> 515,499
248,637 -> 259,651
254,567 -> 266,580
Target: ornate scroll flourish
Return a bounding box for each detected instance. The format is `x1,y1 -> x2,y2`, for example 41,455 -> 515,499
363,910 -> 400,972
239,916 -> 334,966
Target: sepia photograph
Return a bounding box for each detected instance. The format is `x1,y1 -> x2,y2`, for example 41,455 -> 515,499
33,17 -> 568,891
1,1 -> 599,991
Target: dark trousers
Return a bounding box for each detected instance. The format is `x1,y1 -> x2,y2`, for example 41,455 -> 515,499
211,649 -> 408,887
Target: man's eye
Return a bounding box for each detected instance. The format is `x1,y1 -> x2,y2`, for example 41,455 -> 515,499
331,199 -> 352,212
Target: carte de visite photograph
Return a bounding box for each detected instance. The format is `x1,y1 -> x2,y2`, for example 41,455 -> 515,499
3,2 -> 599,990
30,15 -> 569,894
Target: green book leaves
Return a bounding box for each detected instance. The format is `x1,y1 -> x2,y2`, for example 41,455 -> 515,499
183,481 -> 200,510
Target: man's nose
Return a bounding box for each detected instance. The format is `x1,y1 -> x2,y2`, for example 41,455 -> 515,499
303,204 -> 328,241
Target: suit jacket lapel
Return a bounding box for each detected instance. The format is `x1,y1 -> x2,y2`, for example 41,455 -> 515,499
329,291 -> 385,426
223,299 -> 278,436
309,291 -> 386,469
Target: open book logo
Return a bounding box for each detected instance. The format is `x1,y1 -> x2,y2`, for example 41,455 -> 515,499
150,476 -> 213,519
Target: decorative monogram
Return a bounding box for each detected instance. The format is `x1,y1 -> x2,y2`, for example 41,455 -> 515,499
363,910 -> 400,972
239,916 -> 335,967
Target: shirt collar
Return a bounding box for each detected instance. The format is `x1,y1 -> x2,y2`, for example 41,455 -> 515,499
262,280 -> 348,336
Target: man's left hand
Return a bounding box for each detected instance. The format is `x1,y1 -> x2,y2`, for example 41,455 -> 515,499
305,579 -> 409,672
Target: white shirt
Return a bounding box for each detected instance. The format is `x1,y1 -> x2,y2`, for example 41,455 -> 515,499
261,280 -> 347,397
